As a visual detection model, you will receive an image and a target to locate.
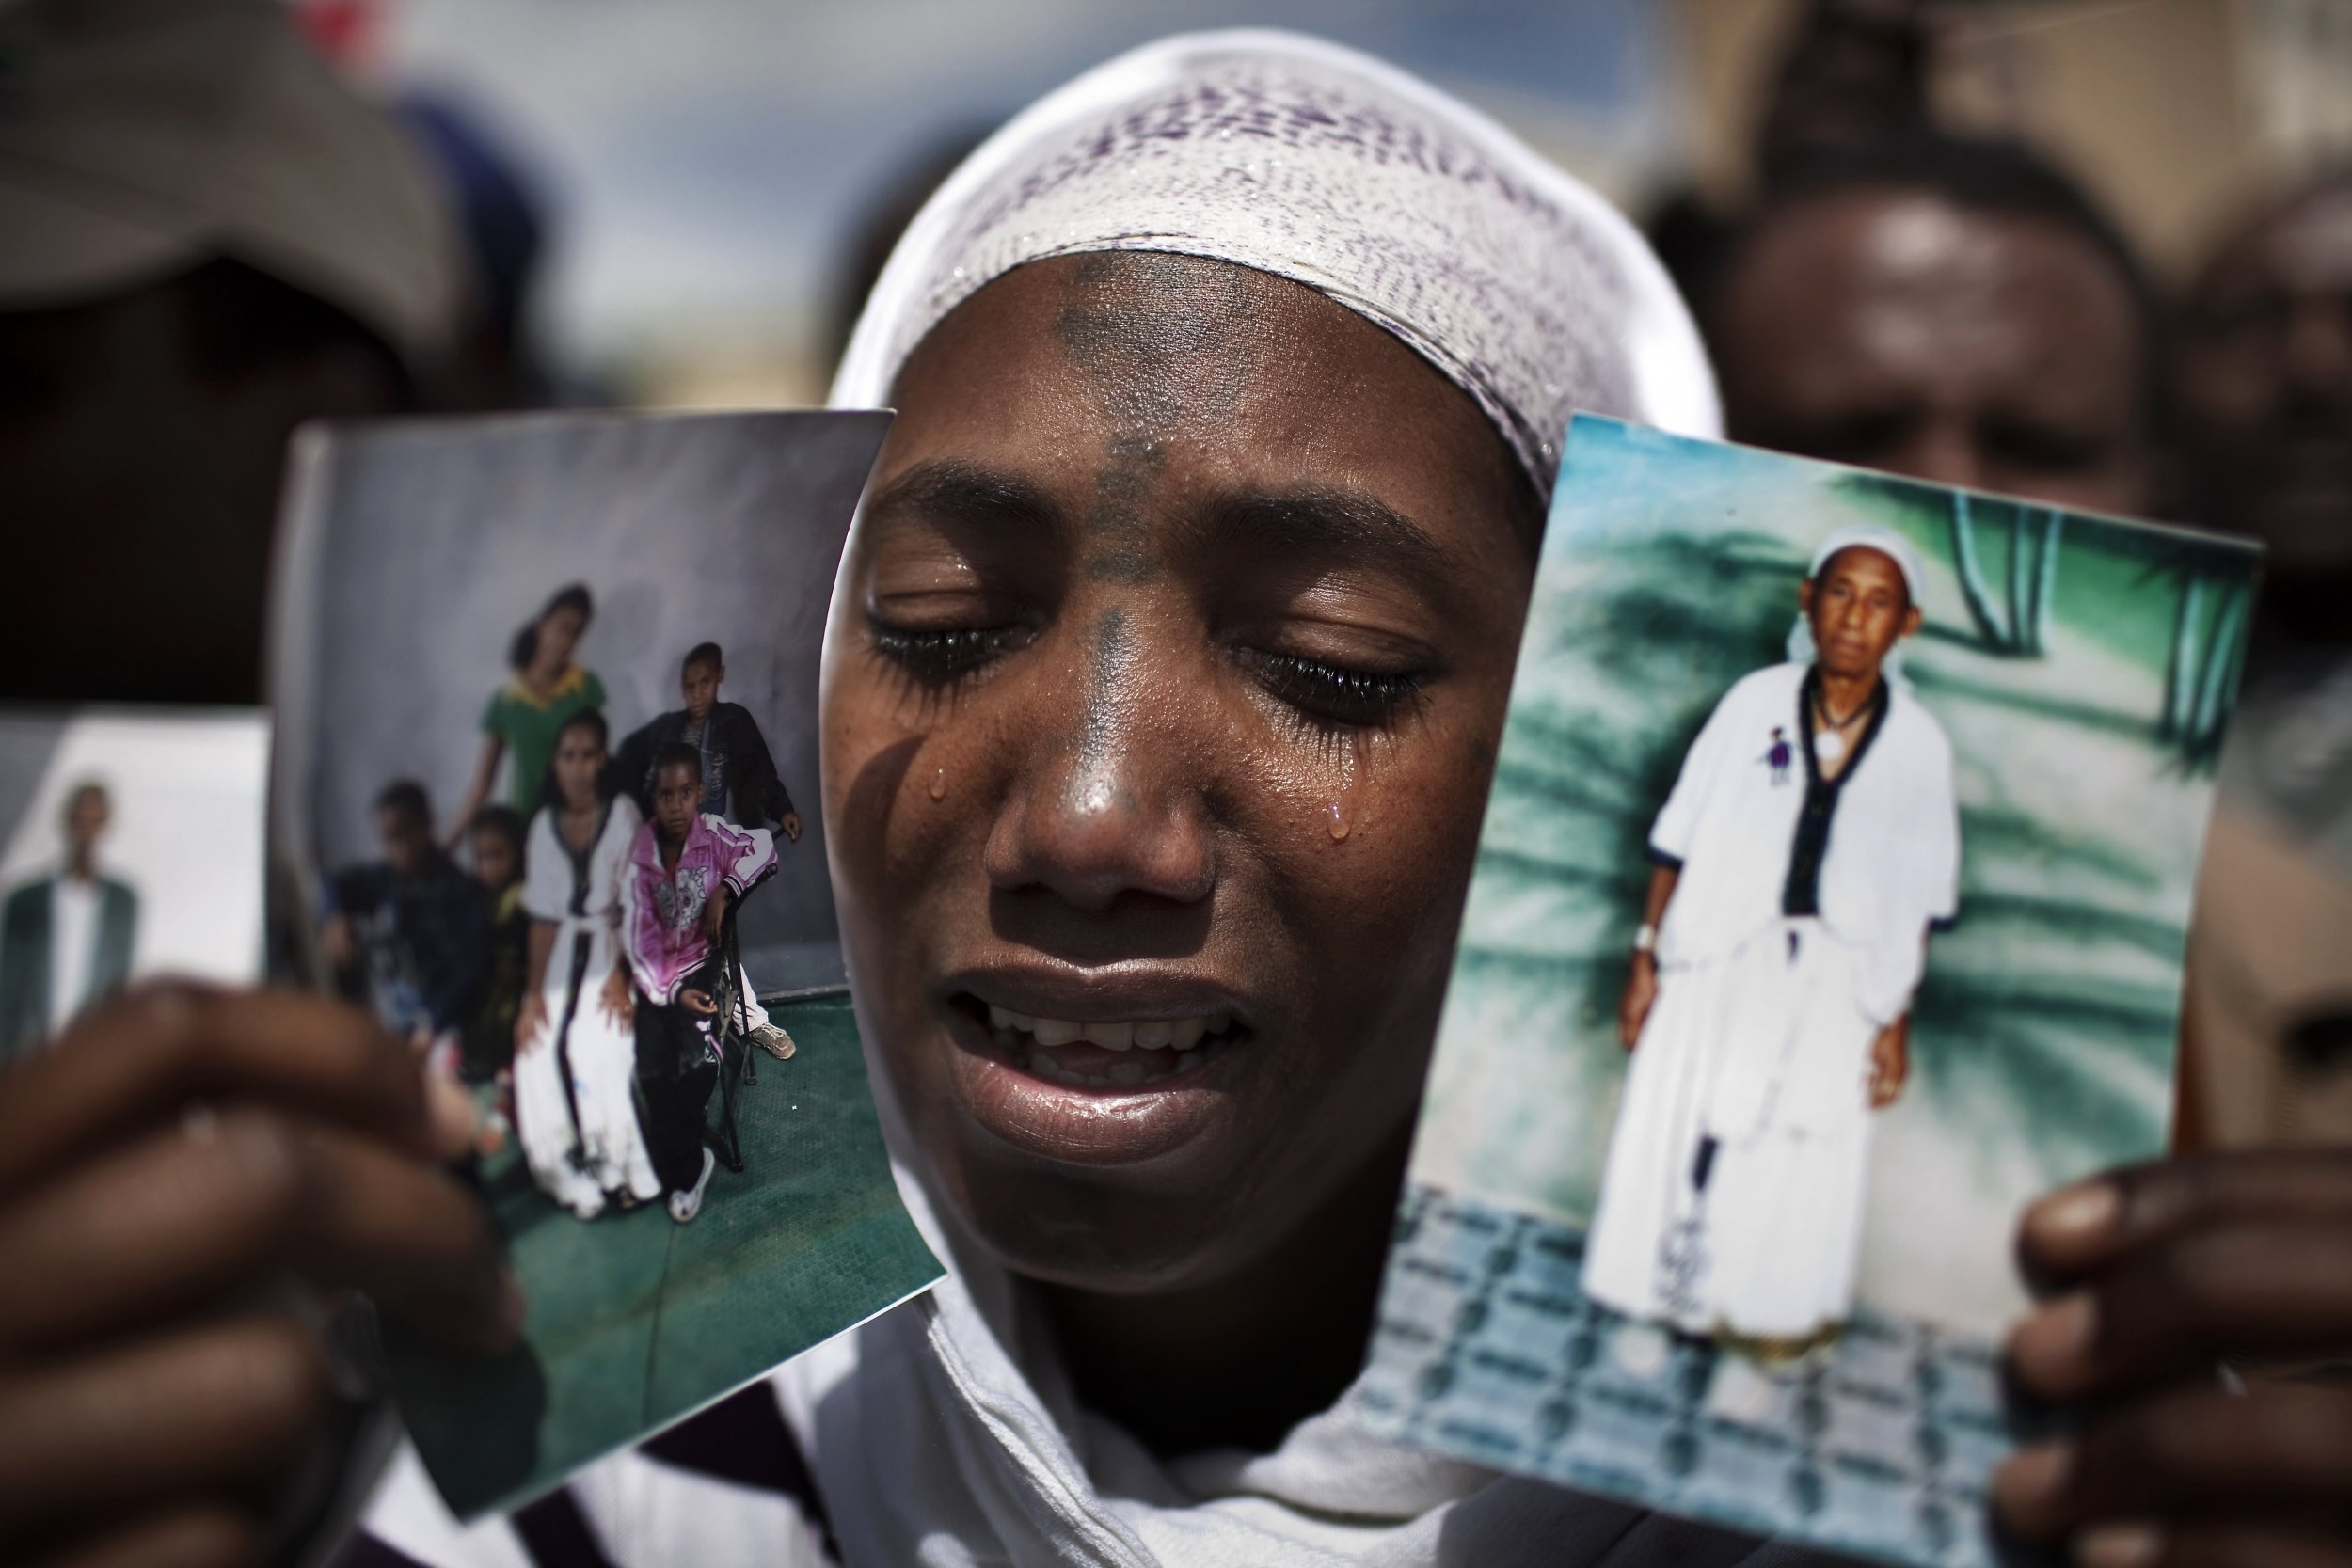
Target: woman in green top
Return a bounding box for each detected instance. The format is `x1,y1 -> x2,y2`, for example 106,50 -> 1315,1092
447,583 -> 606,844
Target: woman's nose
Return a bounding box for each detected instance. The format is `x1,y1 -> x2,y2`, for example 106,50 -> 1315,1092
982,618 -> 1216,913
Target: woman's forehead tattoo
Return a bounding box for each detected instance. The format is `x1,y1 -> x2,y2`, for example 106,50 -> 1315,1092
1047,255 -> 1263,585
1082,433 -> 1165,584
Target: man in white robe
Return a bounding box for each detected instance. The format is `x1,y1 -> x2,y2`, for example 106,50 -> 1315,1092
1581,524 -> 1961,1344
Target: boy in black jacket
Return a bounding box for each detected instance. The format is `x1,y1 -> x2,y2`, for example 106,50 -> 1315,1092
611,642 -> 803,1058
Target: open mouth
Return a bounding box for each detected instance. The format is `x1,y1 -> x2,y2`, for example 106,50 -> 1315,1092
948,993 -> 1244,1091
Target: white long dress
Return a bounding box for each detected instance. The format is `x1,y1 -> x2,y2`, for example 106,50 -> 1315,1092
1581,663 -> 1960,1339
514,795 -> 662,1217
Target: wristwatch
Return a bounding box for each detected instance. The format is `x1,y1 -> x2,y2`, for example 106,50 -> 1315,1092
1632,922 -> 1658,955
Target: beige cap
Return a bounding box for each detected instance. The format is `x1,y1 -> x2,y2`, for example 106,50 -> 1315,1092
0,0 -> 462,365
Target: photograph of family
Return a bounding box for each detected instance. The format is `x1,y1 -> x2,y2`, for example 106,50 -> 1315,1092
1364,416 -> 2262,1568
270,410 -> 940,1515
320,608 -> 803,1225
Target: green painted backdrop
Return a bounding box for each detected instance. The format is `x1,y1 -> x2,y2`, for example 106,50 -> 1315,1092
1407,417 -> 2260,1335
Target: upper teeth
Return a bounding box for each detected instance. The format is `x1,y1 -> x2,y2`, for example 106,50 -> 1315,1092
988,1005 -> 1219,1051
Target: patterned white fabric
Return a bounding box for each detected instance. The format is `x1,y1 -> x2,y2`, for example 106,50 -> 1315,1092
514,797 -> 660,1217
830,28 -> 1719,497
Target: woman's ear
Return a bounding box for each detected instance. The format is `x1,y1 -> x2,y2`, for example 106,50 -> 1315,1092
1901,603 -> 1924,639
1797,578 -> 1817,619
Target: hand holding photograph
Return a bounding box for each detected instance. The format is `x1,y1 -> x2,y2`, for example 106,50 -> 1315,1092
270,409 -> 942,1517
1361,416 -> 2262,1568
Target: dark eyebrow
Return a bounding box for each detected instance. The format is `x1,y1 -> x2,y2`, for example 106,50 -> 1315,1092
1196,487 -> 1454,592
862,458 -> 1067,537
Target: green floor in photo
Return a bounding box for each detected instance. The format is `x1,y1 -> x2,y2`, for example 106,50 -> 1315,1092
389,990 -> 942,1518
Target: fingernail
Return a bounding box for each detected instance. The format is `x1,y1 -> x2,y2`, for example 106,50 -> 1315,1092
2010,1292 -> 2098,1395
2074,1522 -> 2162,1568
1992,1440 -> 2074,1533
2029,1180 -> 2120,1245
424,1068 -> 482,1160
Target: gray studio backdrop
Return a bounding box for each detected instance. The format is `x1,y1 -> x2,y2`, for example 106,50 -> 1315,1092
275,410 -> 889,990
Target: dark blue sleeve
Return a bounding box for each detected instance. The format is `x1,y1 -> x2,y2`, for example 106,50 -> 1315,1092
329,863 -> 391,918
723,705 -> 793,825
422,877 -> 490,1033
608,714 -> 668,816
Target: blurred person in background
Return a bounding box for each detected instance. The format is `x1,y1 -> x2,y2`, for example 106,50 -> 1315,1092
1649,0 -> 1939,311
2174,167 -> 2352,1147
398,93 -> 556,414
1699,132 -> 2164,520
0,0 -> 463,706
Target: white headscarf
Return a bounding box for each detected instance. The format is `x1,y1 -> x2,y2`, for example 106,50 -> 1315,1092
800,30 -> 1772,1568
829,28 -> 1718,498
1785,523 -> 1929,684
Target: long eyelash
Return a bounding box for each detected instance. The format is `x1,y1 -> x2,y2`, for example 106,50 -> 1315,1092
1244,650 -> 1424,734
868,620 -> 1030,690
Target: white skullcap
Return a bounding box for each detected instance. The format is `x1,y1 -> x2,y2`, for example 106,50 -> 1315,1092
830,29 -> 1719,500
0,0 -> 463,367
1805,523 -> 1928,604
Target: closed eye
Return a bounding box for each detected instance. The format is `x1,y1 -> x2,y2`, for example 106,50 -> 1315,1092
1237,647 -> 1425,730
868,616 -> 1037,688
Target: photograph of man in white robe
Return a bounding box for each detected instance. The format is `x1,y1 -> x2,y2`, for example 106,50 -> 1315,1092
1581,524 -> 1960,1347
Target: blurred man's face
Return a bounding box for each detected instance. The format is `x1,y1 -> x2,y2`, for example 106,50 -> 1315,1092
654,762 -> 700,845
63,789 -> 109,855
1712,189 -> 2156,517
0,271 -> 401,704
681,658 -> 722,723
2176,178 -> 2352,578
378,805 -> 432,878
471,829 -> 518,891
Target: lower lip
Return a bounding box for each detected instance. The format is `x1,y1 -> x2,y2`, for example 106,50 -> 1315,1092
940,1004 -> 1239,1167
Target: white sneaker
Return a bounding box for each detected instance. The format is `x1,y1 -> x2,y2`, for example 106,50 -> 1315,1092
748,1022 -> 796,1060
668,1146 -> 717,1224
